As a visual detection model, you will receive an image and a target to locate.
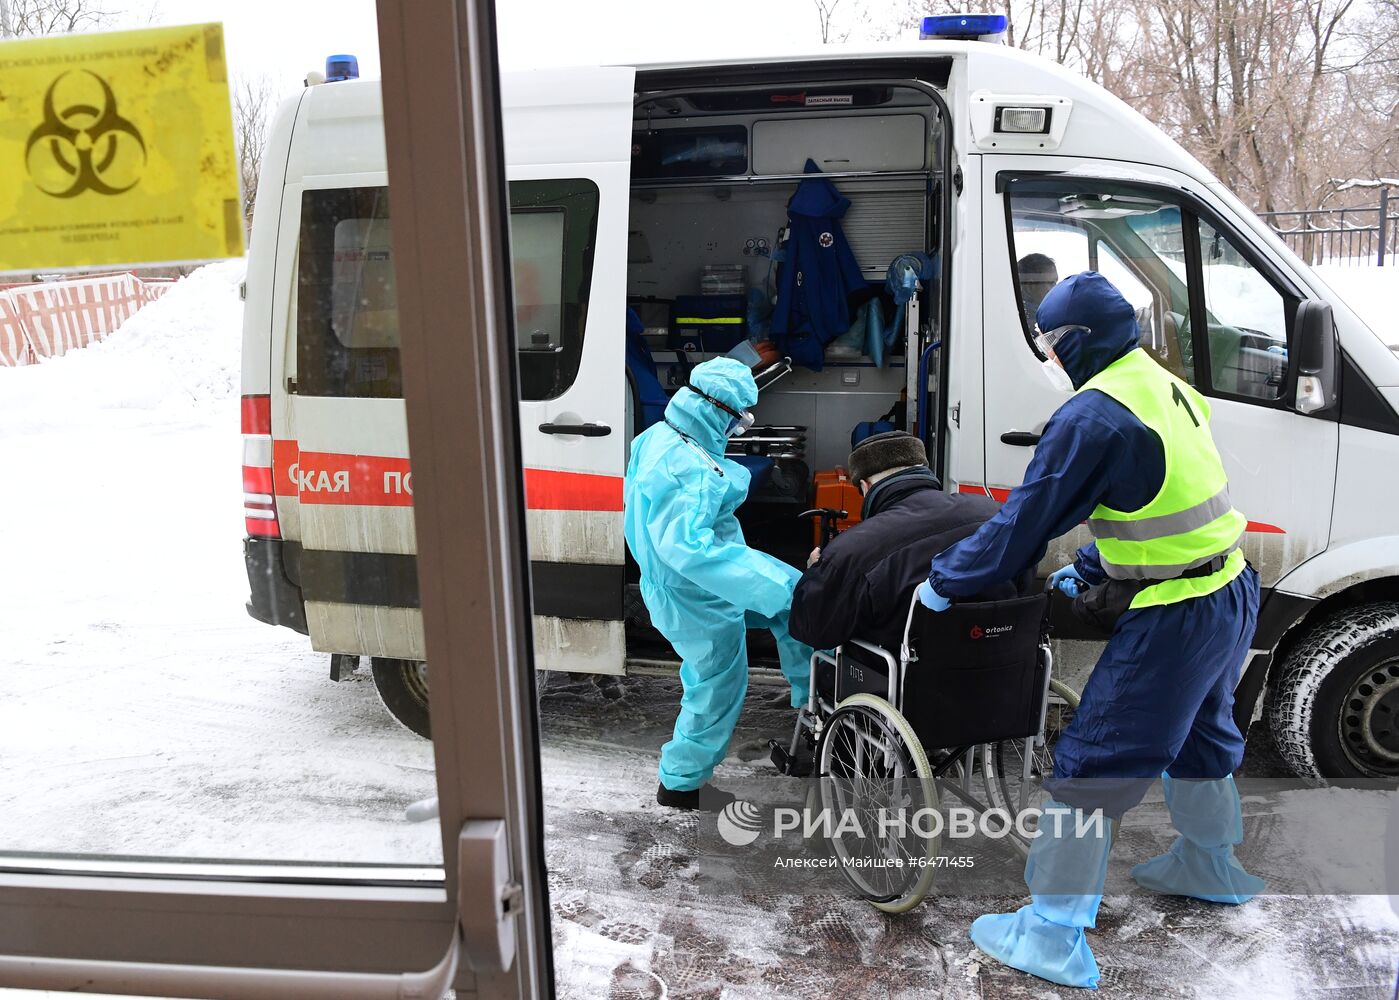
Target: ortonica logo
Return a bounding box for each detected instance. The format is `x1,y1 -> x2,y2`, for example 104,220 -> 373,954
716,799 -> 764,846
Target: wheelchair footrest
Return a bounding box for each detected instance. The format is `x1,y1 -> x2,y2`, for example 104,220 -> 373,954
769,739 -> 813,778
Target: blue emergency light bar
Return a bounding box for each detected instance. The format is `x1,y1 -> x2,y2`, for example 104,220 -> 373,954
920,13 -> 1009,39
325,54 -> 360,82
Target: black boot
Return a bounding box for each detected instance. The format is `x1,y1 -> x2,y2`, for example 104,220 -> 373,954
656,782 -> 737,812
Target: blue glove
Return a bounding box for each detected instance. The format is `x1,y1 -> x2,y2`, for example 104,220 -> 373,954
916,580 -> 951,612
1048,564 -> 1088,597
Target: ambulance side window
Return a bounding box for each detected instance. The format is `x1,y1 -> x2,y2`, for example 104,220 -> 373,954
297,186 -> 402,398
1007,182 -> 1196,385
296,180 -> 600,401
509,178 -> 601,401
1195,219 -> 1289,401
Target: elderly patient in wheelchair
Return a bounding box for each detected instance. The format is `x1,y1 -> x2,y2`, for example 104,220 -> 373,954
774,430 -> 1070,918
789,430 -> 1033,653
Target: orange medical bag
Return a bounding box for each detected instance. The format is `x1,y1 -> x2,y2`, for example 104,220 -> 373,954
811,467 -> 863,546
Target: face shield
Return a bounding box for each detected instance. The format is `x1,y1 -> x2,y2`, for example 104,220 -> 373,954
686,383 -> 755,437
1034,323 -> 1090,363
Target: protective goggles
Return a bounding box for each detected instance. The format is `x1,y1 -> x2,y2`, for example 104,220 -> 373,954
686,384 -> 755,435
1034,323 -> 1090,359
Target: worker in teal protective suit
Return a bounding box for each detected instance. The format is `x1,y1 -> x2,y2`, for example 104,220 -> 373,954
623,357 -> 813,811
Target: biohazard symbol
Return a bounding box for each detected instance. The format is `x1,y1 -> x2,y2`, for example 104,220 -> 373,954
25,71 -> 147,199
818,231 -> 834,248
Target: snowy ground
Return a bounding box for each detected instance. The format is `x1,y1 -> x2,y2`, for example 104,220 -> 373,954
1,264 -> 1397,997
0,263 -> 440,865
539,677 -> 1399,1000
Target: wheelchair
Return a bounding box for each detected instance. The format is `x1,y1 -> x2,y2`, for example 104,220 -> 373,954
770,588 -> 1081,912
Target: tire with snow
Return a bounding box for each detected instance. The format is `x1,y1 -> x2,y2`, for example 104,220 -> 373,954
372,658 -> 430,739
1269,603 -> 1399,781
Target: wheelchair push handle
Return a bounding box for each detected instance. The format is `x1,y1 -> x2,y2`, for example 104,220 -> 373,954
799,507 -> 848,548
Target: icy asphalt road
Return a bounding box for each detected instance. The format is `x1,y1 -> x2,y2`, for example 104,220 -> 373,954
1,266 -> 1396,998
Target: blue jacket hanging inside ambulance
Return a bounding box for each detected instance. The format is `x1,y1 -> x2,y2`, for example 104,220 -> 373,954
771,159 -> 865,371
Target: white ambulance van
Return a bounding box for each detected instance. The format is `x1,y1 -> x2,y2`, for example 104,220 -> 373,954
241,18 -> 1399,779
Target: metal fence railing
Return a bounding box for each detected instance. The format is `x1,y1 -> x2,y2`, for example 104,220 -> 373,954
1259,191 -> 1398,266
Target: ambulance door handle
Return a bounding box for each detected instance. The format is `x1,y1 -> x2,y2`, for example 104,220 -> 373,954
539,421 -> 612,437
1000,431 -> 1041,446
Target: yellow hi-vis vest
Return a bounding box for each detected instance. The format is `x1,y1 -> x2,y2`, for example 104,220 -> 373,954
1077,348 -> 1247,609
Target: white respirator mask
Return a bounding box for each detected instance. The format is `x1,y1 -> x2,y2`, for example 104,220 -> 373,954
1040,358 -> 1074,393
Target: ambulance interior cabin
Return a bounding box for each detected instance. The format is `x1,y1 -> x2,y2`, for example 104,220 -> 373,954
624,79 -> 948,582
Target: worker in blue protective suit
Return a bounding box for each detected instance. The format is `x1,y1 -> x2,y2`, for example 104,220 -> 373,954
624,357 -> 814,811
917,272 -> 1264,989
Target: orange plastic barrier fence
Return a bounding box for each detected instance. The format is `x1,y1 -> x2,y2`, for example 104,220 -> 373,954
0,272 -> 175,367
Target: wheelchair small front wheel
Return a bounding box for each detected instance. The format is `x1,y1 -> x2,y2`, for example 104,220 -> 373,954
817,693 -> 939,913
982,678 -> 1081,857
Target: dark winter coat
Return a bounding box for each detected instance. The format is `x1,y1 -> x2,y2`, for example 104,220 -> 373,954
790,469 -> 1033,651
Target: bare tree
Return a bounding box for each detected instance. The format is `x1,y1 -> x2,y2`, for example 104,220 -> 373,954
813,0 -> 856,44
3,0 -> 116,35
844,0 -> 1399,221
232,74 -> 277,226
1124,0 -> 1371,215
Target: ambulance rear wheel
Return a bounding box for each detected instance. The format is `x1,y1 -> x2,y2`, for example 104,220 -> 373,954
372,658 -> 430,739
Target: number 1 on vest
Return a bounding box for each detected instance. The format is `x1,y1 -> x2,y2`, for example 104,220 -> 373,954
1171,382 -> 1200,427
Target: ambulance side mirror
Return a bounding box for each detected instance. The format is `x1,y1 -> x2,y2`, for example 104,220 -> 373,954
1290,300 -> 1338,417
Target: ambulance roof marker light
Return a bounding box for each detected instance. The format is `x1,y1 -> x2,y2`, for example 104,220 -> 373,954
920,13 -> 1009,42
325,54 -> 360,82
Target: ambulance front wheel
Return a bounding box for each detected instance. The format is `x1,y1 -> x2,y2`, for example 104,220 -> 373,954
372,658 -> 430,739
1270,603 -> 1399,781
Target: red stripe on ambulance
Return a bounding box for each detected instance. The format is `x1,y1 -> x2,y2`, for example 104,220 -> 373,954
290,451 -> 414,506
271,441 -> 621,511
956,482 -> 1285,534
523,468 -> 624,511
958,483 -> 1013,503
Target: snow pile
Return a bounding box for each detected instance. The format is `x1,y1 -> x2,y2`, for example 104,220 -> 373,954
0,261 -> 246,436
1311,263 -> 1399,346
0,254 -> 442,869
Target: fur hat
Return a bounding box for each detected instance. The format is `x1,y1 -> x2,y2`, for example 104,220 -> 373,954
847,431 -> 928,485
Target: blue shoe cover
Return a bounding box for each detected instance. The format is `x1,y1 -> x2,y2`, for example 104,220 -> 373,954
970,905 -> 1100,989
1130,836 -> 1264,904
1133,775 -> 1264,904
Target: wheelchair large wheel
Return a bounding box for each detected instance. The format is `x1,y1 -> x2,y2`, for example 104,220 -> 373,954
982,679 -> 1081,857
817,693 -> 939,913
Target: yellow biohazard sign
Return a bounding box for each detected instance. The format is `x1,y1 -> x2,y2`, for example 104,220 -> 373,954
0,23 -> 244,272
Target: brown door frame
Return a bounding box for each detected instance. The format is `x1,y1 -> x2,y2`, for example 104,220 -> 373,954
376,1 -> 551,996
